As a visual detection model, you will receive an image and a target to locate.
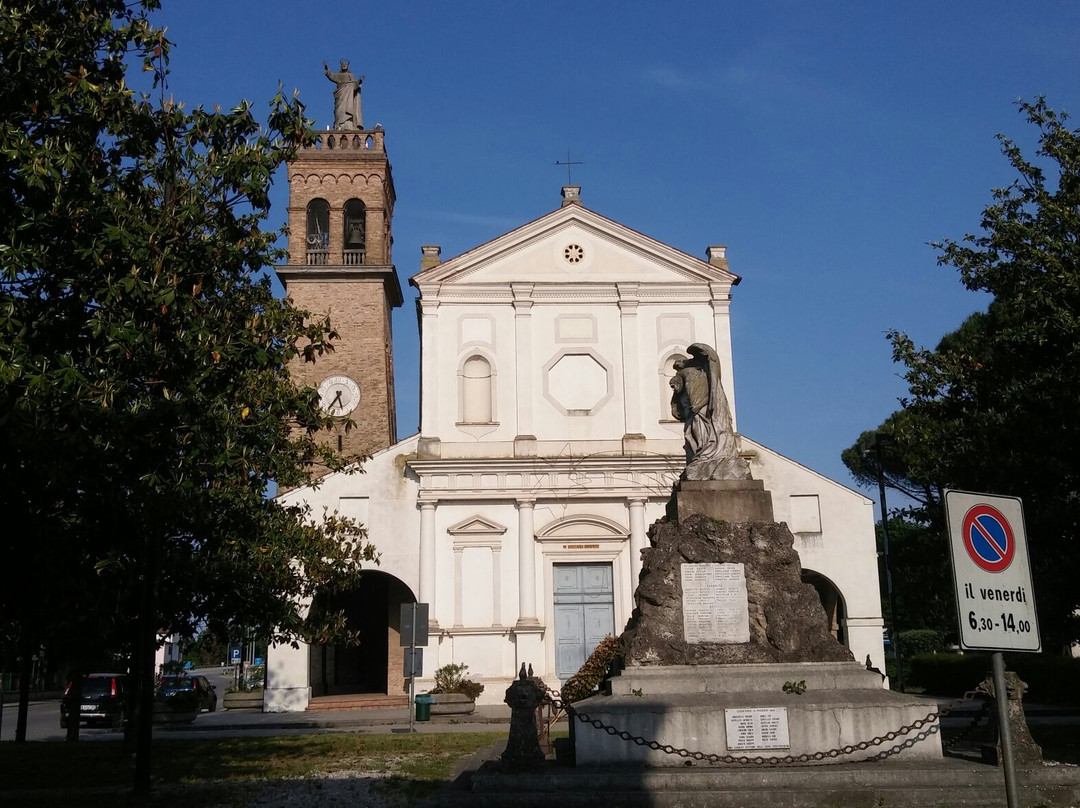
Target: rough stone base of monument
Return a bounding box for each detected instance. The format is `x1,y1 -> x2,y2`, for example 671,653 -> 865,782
574,662 -> 942,766
674,479 -> 775,523
623,515 -> 851,666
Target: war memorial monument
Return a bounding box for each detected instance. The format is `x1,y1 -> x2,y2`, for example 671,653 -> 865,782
571,342 -> 942,766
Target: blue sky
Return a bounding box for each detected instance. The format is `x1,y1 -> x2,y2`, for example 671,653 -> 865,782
152,1 -> 1080,498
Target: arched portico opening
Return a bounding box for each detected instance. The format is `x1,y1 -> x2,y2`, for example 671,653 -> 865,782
308,571 -> 415,697
802,569 -> 847,645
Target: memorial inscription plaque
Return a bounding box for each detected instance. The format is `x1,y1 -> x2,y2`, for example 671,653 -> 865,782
725,707 -> 791,750
680,562 -> 750,644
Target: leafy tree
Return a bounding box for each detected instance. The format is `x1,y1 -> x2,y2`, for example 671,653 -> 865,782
874,516 -> 957,640
845,99 -> 1080,652
1,0 -> 374,791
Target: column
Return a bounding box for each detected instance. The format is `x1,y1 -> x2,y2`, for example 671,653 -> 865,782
617,283 -> 641,435
491,546 -> 503,625
512,498 -> 544,675
418,501 -> 439,629
628,497 -> 647,587
709,284 -> 737,431
453,546 -> 464,627
418,297 -> 440,435
512,284 -> 534,438
515,498 -> 539,627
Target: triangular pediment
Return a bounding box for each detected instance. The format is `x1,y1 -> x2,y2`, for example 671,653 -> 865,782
410,203 -> 739,289
446,515 -> 508,536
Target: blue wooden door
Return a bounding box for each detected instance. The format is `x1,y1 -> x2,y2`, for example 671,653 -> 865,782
554,563 -> 614,680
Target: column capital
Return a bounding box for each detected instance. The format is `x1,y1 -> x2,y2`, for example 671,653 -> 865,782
515,497 -> 536,509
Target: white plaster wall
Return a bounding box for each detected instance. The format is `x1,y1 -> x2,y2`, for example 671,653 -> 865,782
746,438 -> 887,675
434,298 -> 736,447
266,435 -> 422,711
277,435 -> 423,597
440,305 -> 518,441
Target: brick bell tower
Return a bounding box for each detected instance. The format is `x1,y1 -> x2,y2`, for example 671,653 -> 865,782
277,63 -> 402,461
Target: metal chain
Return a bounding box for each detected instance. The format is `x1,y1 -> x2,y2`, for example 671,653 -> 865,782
941,696 -> 991,750
543,684 -> 988,766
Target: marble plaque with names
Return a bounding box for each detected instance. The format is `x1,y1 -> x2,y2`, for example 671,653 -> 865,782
680,562 -> 750,644
725,707 -> 791,750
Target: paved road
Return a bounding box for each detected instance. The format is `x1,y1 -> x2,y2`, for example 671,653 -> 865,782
0,666 -> 233,742
0,664 -> 514,742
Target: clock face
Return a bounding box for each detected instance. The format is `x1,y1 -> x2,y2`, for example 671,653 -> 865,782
317,375 -> 360,416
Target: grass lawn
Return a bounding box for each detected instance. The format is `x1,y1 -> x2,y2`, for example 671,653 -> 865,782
0,732 -> 505,807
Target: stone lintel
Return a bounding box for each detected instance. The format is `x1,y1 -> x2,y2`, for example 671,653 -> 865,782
675,479 -> 775,523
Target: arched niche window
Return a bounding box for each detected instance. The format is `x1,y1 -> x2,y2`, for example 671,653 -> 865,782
343,199 -> 366,265
306,198 -> 330,265
461,355 -> 493,423
659,352 -> 684,422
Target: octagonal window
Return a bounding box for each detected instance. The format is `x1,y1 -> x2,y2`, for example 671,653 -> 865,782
543,350 -> 613,415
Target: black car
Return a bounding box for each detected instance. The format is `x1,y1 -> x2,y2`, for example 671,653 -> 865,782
60,673 -> 128,728
155,674 -> 217,716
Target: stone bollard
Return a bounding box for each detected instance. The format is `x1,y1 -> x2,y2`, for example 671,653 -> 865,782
980,670 -> 1043,766
501,663 -> 546,772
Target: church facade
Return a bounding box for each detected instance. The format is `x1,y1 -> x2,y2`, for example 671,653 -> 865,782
264,126 -> 885,711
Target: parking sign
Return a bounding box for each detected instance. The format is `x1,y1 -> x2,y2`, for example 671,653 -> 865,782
945,490 -> 1040,652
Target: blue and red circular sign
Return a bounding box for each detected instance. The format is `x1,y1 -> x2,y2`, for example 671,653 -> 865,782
962,504 -> 1015,572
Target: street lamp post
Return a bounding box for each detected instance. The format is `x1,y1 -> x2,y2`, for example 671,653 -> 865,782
871,433 -> 904,692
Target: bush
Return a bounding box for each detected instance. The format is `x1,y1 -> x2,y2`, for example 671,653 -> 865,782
430,663 -> 484,701
906,653 -> 990,695
561,635 -> 621,704
898,629 -> 947,656
906,652 -> 1080,705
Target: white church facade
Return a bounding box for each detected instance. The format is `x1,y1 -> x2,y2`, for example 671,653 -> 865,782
265,128 -> 885,711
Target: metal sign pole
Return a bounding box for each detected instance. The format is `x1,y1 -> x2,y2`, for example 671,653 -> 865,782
408,602 -> 416,734
992,652 -> 1020,808
945,491 -> 1039,808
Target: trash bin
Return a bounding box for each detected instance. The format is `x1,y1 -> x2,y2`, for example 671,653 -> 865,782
415,693 -> 433,722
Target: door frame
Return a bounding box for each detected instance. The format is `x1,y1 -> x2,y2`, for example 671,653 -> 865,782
552,561 -> 616,680
537,515 -> 630,684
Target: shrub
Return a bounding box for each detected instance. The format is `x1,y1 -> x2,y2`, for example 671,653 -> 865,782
906,652 -> 1080,704
430,663 -> 485,701
561,635 -> 621,704
906,653 -> 990,695
898,629 -> 947,656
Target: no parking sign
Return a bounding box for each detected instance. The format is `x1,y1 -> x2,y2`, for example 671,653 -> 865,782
945,490 -> 1040,652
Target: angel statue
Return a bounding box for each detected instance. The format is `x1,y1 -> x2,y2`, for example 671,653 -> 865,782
669,343 -> 751,481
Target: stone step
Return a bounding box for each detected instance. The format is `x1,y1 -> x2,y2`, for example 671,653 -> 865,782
425,760 -> 1080,808
305,694 -> 408,711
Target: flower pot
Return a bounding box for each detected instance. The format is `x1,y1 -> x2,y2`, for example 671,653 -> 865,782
223,690 -> 264,711
430,692 -> 475,715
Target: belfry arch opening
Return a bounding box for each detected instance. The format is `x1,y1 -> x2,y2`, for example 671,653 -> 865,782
307,571 -> 414,699
802,569 -> 847,645
343,198 -> 366,264
305,198 -> 330,264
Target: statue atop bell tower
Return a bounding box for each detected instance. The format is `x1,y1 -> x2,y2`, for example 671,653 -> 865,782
323,59 -> 364,130
276,66 -> 401,466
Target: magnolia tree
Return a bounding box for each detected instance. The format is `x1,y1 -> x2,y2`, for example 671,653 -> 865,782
0,0 -> 374,791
